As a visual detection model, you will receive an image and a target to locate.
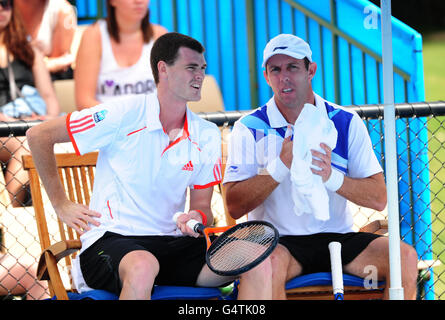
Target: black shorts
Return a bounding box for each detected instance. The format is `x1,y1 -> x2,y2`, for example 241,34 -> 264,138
79,232 -> 208,295
278,232 -> 381,275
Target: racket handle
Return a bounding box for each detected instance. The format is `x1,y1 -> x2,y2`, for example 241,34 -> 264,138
172,212 -> 205,233
186,219 -> 202,232
328,241 -> 344,300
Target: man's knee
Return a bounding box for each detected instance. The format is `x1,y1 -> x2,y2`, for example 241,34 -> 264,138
240,256 -> 272,282
269,244 -> 301,281
347,237 -> 418,281
119,250 -> 160,285
270,245 -> 290,270
401,243 -> 418,279
375,239 -> 418,280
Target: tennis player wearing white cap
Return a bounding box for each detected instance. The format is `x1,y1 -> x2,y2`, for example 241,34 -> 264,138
26,32 -> 272,300
223,34 -> 418,300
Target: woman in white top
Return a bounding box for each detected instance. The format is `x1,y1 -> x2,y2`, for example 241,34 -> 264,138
15,0 -> 76,79
74,0 -> 167,110
0,0 -> 60,207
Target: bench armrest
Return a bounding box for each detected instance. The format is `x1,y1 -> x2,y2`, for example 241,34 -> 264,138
37,239 -> 82,281
359,219 -> 388,235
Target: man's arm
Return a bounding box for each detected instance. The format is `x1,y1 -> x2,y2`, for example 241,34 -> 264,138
175,187 -> 214,236
312,144 -> 387,211
337,173 -> 387,211
26,116 -> 101,234
226,136 -> 387,220
225,132 -> 293,220
224,175 -> 279,220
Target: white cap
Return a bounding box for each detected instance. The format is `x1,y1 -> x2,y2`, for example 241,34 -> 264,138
262,34 -> 312,68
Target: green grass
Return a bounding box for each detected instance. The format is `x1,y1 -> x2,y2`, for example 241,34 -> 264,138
423,31 -> 445,300
423,32 -> 445,101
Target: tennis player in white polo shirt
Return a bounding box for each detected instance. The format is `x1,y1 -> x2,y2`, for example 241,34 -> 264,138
223,34 -> 418,300
26,32 -> 271,300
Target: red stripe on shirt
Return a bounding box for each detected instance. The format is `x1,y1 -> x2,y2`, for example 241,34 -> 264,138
161,114 -> 190,156
69,118 -> 94,130
127,126 -> 147,136
187,137 -> 202,152
107,200 -> 114,219
213,158 -> 222,181
66,113 -> 81,156
193,180 -> 221,190
69,115 -> 92,124
213,165 -> 221,181
70,123 -> 96,134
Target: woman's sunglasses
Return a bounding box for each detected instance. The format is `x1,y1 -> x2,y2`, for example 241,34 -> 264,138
0,0 -> 12,10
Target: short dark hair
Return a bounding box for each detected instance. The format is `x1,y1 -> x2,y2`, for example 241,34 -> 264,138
150,32 -> 205,84
303,57 -> 310,70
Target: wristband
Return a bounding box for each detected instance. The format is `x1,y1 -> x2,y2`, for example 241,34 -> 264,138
324,168 -> 345,192
195,209 -> 208,226
266,157 -> 290,183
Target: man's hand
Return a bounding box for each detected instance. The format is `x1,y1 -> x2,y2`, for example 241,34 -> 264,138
175,210 -> 203,238
54,200 -> 102,235
280,126 -> 294,168
310,143 -> 332,182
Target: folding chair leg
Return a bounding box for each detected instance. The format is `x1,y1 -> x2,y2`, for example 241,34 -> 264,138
45,251 -> 69,300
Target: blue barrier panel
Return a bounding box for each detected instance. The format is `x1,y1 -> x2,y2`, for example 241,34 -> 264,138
294,8 -> 307,41
150,0 -> 175,32
233,1 -> 252,109
189,0 -> 204,45
76,0 -> 86,17
267,0 -> 281,39
338,38 -> 353,106
202,0 -> 221,87
254,0 -> 271,107
218,0 -> 237,110
280,1 -> 294,35
176,0 -> 190,35
308,18 -> 323,99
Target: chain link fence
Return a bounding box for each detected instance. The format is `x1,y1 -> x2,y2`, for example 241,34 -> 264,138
1,101 -> 444,300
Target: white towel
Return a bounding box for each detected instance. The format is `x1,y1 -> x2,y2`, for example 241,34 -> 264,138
290,103 -> 338,221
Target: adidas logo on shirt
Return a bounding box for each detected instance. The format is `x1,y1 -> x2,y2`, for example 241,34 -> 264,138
182,161 -> 194,171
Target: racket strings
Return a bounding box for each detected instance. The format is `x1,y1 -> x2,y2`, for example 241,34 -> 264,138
208,224 -> 276,272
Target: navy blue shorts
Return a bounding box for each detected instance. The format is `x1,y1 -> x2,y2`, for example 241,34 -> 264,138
79,232 -> 208,295
278,232 -> 381,275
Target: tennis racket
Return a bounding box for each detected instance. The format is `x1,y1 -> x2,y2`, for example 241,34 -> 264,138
328,241 -> 344,300
173,212 -> 279,276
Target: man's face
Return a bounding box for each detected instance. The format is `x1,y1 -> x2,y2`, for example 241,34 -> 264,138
0,2 -> 12,30
164,47 -> 207,103
263,54 -> 316,111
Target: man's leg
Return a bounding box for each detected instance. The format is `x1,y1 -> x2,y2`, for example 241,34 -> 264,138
237,258 -> 273,300
118,250 -> 160,300
344,237 -> 418,300
269,244 -> 302,300
196,258 -> 273,300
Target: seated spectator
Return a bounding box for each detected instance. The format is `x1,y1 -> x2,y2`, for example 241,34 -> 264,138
74,0 -> 167,109
0,253 -> 49,300
15,0 -> 77,80
0,0 -> 60,206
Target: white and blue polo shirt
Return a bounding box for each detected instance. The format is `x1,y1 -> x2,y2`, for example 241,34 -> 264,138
66,93 -> 222,252
223,93 -> 382,235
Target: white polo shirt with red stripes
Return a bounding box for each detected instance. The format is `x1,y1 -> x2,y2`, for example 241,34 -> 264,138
66,93 -> 222,254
